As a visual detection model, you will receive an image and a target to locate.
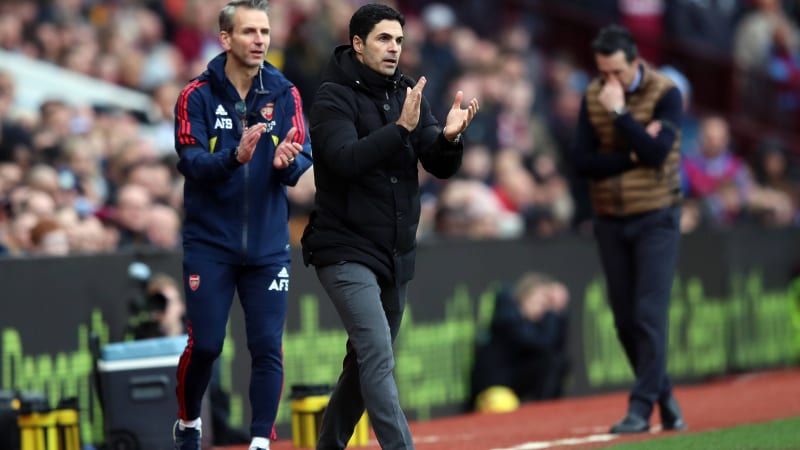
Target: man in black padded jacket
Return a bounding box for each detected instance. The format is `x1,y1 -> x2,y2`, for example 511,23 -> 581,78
301,4 -> 479,449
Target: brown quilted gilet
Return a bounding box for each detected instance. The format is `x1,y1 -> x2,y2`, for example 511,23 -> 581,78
585,65 -> 682,217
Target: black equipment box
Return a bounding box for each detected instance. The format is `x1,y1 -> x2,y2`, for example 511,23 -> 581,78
97,336 -> 211,450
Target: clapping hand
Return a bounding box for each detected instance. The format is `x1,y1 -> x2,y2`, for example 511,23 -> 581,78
235,123 -> 268,164
273,127 -> 302,169
443,90 -> 479,141
396,76 -> 427,132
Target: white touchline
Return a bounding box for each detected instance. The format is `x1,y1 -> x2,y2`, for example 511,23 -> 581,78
413,433 -> 476,444
490,433 -> 619,450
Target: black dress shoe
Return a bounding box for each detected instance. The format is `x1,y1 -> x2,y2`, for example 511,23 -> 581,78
659,396 -> 687,431
609,413 -> 649,434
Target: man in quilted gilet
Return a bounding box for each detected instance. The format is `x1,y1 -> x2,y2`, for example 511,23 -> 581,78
571,24 -> 687,434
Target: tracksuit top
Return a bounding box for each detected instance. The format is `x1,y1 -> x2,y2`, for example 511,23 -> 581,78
175,52 -> 312,265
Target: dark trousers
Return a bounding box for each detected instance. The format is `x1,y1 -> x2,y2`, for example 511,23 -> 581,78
593,206 -> 681,419
315,262 -> 414,450
177,256 -> 289,439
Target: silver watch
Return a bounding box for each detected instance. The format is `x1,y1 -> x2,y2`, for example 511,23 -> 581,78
444,127 -> 461,144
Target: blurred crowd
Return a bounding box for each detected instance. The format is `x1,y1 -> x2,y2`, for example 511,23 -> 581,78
0,0 -> 799,258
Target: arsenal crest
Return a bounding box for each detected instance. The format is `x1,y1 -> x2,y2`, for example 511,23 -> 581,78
261,102 -> 274,121
189,274 -> 200,291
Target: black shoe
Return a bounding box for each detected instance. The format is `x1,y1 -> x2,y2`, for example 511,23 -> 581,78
659,396 -> 687,431
609,413 -> 649,434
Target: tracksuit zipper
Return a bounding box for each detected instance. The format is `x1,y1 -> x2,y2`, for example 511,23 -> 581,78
242,153 -> 249,262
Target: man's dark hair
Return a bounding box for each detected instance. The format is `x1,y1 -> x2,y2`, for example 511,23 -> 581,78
219,0 -> 269,33
591,24 -> 638,62
349,3 -> 405,43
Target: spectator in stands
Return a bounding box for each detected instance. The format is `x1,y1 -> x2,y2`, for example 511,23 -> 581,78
734,0 -> 799,71
619,0 -> 666,64
60,136 -> 108,214
665,0 -> 743,53
571,24 -> 686,434
497,22 -> 547,98
659,65 -> 700,154
529,152 -> 575,235
281,0 -> 351,113
751,137 -> 800,225
170,0 -> 227,75
24,164 -> 59,198
0,70 -> 32,166
420,3 -> 460,118
104,136 -> 161,196
21,189 -> 56,219
0,163 -> 20,254
149,80 -> 183,156
496,78 -> 558,158
53,206 -> 79,235
458,143 -> 493,183
539,53 -> 590,232
492,150 -> 567,237
66,215 -> 111,254
31,100 -> 73,166
0,162 -> 16,254
146,273 -> 186,336
6,185 -> 28,216
733,0 -> 800,122
29,217 -> 69,256
128,6 -> 183,92
765,18 -> 800,116
145,203 -> 182,250
682,115 -> 756,226
470,272 -> 570,407
435,178 -> 524,239
6,210 -> 37,256
113,183 -> 153,248
492,150 -> 538,214
125,161 -> 175,205
682,116 -> 797,228
0,160 -> 21,185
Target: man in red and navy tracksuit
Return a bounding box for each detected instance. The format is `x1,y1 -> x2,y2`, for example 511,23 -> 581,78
172,2 -> 312,449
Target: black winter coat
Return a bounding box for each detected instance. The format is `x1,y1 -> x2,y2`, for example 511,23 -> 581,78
301,45 -> 463,284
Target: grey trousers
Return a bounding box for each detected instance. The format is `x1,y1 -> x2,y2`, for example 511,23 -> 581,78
315,262 -> 414,450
